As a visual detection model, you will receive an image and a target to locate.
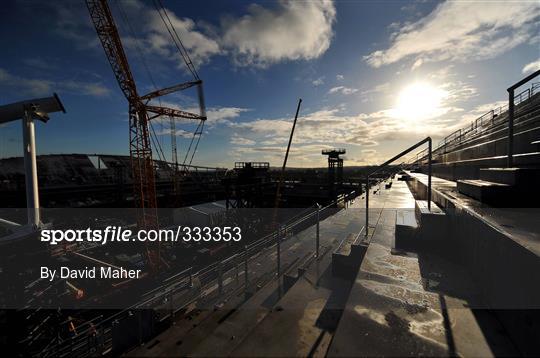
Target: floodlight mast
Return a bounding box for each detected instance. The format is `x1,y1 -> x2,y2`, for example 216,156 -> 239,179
23,108 -> 40,226
0,93 -> 66,228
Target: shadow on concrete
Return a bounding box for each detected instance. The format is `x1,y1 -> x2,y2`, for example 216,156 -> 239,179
417,250 -> 520,357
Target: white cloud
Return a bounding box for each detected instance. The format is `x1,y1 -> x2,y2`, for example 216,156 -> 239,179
47,0 -> 335,71
144,6 -> 221,66
365,2 -> 540,67
221,0 -> 336,67
336,74 -> 344,81
522,59 -> 540,74
0,68 -> 110,97
205,107 -> 250,124
361,82 -> 390,96
230,135 -> 256,145
312,77 -> 325,86
156,128 -> 193,138
328,86 -> 359,95
154,101 -> 250,130
116,0 -> 220,68
227,73 -> 495,166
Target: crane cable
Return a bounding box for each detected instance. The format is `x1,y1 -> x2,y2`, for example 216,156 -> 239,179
116,0 -> 180,167
119,0 -> 204,168
152,0 -> 200,81
151,0 -> 206,167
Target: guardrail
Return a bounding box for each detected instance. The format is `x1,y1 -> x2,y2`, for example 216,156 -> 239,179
413,80 -> 540,165
365,137 -> 432,237
41,190 -> 359,357
507,71 -> 540,166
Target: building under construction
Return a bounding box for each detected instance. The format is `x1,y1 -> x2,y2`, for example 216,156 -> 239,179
1,1 -> 540,357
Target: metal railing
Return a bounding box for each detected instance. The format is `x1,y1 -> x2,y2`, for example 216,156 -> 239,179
507,71 -> 540,166
413,79 -> 540,165
41,190 -> 358,357
365,137 -> 432,237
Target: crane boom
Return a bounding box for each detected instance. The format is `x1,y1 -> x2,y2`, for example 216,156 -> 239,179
86,0 -> 138,102
86,0 -> 160,269
86,0 -> 207,272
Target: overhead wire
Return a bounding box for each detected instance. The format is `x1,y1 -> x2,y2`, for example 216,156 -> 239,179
116,0 -> 175,165
152,0 -> 206,168
119,0 -> 205,168
152,0 -> 200,80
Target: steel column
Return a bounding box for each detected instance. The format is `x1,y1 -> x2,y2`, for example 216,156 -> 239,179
22,110 -> 40,227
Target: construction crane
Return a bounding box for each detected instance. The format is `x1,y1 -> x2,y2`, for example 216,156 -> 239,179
86,0 -> 206,270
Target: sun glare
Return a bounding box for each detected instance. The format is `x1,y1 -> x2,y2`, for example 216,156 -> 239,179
395,82 -> 447,121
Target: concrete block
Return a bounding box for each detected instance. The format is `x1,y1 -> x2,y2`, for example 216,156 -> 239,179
415,200 -> 448,242
479,167 -> 539,186
394,210 -> 417,250
332,232 -> 367,280
457,179 -> 512,205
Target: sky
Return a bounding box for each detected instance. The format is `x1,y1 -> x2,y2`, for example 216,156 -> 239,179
0,0 -> 539,168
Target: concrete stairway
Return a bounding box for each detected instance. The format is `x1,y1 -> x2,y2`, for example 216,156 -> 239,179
328,188 -> 519,357
332,230 -> 368,280
457,167 -> 540,206
428,95 -> 540,182
394,209 -> 417,250
394,200 -> 448,252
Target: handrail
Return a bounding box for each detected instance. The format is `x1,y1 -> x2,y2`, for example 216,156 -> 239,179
365,137 -> 432,237
412,80 -> 540,165
507,69 -> 540,167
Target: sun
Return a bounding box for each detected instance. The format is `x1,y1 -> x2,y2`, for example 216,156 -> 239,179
394,82 -> 447,121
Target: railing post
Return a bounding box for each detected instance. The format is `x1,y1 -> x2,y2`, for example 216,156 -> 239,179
507,88 -> 514,167
235,256 -> 239,284
218,261 -> 223,296
277,226 -> 281,277
365,176 -> 369,237
316,204 -> 320,257
428,138 -> 432,211
169,289 -> 174,319
244,245 -> 248,296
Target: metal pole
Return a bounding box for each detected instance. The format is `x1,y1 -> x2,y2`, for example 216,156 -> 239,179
277,226 -> 281,277
316,204 -> 320,257
235,256 -> 239,284
169,289 -> 174,319
507,89 -> 514,167
365,176 -> 369,237
218,261 -> 223,296
244,245 -> 248,295
428,138 -> 432,211
22,110 -> 40,227
273,99 -> 302,224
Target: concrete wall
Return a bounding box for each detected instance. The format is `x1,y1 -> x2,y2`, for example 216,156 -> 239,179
406,177 -> 540,310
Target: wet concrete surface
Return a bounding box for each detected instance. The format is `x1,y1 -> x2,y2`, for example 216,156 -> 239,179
328,179 -> 518,357
128,179 -> 522,357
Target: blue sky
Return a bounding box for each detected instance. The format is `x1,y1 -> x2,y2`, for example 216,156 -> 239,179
1,0 -> 539,167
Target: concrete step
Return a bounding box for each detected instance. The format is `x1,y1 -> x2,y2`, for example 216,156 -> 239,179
414,199 -> 444,220
479,167 -> 540,186
394,209 -> 417,250
415,200 -> 450,249
398,173 -> 411,181
230,243 -> 353,357
328,240 -> 518,357
457,179 -> 512,205
332,230 -> 368,280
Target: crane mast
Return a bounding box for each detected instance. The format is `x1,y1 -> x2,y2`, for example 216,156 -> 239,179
87,0 -> 157,225
86,0 -> 206,271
